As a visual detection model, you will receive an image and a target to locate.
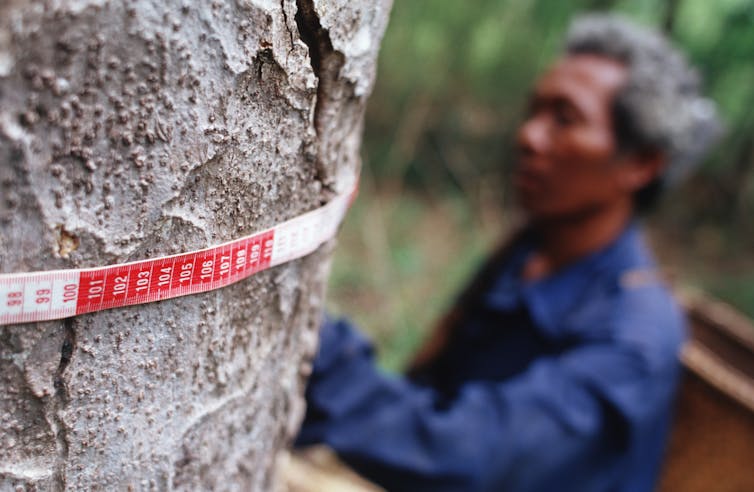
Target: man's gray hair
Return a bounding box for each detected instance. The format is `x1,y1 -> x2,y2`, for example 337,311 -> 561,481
565,14 -> 721,191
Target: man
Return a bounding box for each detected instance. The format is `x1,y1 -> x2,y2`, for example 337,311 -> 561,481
296,14 -> 720,492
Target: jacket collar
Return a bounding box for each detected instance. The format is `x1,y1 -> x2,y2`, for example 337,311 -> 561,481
483,221 -> 656,336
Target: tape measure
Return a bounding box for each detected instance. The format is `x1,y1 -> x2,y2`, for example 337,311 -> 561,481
0,185 -> 356,326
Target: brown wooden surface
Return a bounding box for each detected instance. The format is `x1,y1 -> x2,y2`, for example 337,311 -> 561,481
658,372 -> 754,492
658,293 -> 754,492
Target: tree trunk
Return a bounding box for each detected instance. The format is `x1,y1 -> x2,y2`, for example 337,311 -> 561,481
0,0 -> 391,489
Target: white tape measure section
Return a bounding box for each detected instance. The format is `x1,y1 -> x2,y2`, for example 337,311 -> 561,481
0,185 -> 356,326
0,271 -> 81,324
270,191 -> 343,266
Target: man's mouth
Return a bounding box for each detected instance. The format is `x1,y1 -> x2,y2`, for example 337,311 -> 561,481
513,167 -> 545,193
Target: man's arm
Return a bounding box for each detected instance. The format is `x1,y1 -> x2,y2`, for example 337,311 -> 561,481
296,316 -> 679,492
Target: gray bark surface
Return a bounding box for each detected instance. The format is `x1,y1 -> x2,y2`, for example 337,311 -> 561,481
0,0 -> 391,489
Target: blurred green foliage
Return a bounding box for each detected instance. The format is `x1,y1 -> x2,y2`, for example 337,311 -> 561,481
327,0 -> 754,370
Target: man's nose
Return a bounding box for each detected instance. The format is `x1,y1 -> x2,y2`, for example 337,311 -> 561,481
517,115 -> 549,156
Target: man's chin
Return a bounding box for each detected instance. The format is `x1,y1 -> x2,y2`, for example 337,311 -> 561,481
514,193 -> 547,217
515,197 -> 574,223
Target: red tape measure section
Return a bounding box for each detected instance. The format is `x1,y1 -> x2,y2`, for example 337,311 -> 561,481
74,230 -> 275,317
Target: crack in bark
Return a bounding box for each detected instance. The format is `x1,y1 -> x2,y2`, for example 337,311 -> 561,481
51,318 -> 76,491
279,0 -> 295,49
294,0 -> 344,187
293,0 -> 330,76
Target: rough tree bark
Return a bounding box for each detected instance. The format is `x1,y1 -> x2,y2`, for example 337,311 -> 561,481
0,0 -> 391,489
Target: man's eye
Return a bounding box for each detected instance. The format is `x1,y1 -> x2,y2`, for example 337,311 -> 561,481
553,108 -> 578,127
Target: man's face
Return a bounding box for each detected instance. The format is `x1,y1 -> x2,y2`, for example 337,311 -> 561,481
514,54 -> 631,220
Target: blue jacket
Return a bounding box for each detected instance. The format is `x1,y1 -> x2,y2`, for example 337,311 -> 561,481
296,224 -> 685,491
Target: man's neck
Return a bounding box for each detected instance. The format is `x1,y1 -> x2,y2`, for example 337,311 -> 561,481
522,201 -> 634,281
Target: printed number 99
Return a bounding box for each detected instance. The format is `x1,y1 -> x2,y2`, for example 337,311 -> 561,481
35,289 -> 51,304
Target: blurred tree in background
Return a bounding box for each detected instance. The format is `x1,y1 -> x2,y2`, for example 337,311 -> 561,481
328,0 -> 754,370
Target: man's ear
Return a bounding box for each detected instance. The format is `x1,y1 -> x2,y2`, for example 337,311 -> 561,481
618,149 -> 666,192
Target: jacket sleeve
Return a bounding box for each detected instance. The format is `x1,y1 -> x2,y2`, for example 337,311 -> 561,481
295,316 -> 676,492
